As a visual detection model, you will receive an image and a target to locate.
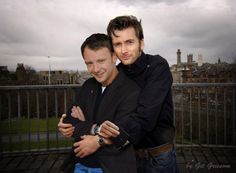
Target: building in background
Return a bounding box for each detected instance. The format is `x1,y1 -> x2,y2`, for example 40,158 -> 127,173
0,63 -> 92,85
38,70 -> 91,85
1,52 -> 235,86
170,49 -> 236,83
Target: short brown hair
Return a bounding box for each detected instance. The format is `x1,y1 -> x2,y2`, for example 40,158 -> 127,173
81,33 -> 113,57
107,15 -> 144,40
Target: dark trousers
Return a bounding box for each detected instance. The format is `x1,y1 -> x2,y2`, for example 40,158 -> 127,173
136,147 -> 179,173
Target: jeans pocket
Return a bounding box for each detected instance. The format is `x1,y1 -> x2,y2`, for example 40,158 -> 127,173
150,149 -> 174,170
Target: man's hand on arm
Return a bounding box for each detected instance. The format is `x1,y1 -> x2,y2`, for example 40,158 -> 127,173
71,106 -> 85,121
57,114 -> 74,138
73,135 -> 112,158
100,121 -> 131,149
99,120 -> 120,138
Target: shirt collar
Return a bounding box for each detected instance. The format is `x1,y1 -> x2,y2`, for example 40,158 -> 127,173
119,51 -> 148,72
132,51 -> 147,69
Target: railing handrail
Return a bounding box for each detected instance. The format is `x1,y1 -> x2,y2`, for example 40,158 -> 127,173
0,84 -> 82,90
0,82 -> 235,90
172,83 -> 236,87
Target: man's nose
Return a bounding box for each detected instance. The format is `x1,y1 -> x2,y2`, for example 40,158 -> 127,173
121,44 -> 127,54
92,63 -> 100,73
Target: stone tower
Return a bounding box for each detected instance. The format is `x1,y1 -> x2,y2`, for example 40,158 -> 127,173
177,49 -> 181,66
187,54 -> 193,65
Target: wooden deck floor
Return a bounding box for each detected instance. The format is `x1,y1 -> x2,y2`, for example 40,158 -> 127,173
0,147 -> 236,173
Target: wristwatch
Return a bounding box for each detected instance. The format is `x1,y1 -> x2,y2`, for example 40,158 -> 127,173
93,124 -> 100,135
98,135 -> 105,147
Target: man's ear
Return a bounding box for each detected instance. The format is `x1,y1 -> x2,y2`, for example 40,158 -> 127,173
140,39 -> 144,50
112,53 -> 117,64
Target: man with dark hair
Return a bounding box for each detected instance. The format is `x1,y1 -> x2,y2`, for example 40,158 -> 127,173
98,15 -> 178,173
58,33 -> 140,173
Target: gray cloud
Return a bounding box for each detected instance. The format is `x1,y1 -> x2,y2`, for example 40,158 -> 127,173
108,0 -> 188,6
138,0 -> 236,64
0,0 -> 235,71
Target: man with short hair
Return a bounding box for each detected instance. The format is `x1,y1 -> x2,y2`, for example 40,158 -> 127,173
99,15 -> 178,173
58,33 -> 140,173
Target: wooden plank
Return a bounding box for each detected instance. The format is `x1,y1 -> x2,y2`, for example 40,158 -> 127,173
28,154 -> 47,170
213,149 -> 229,164
0,147 -> 235,172
183,148 -> 196,163
3,156 -> 25,171
177,164 -> 190,173
202,149 -> 219,163
0,157 -> 13,171
17,155 -> 35,171
49,158 -> 64,173
37,154 -> 55,173
192,149 -> 207,163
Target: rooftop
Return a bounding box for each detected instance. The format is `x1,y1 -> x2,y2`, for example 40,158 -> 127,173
1,147 -> 236,173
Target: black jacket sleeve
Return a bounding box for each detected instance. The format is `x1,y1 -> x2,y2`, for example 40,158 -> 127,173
109,89 -> 140,147
62,80 -> 95,141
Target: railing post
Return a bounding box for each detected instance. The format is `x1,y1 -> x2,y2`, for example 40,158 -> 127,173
214,87 -> 218,145
7,93 -> 12,151
224,88 -> 227,145
233,87 -> 236,145
36,91 -> 40,150
27,91 -> 31,150
64,89 -> 67,113
206,87 -> 209,145
17,91 -> 22,150
181,87 -> 184,145
189,88 -> 193,146
55,90 -> 59,148
198,87 -> 201,145
45,90 -> 49,150
172,86 -> 176,144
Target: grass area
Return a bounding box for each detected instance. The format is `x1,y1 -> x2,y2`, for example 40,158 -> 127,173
0,117 -> 59,134
0,117 -> 74,152
0,139 -> 73,151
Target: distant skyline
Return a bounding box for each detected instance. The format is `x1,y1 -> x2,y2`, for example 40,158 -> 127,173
0,0 -> 236,71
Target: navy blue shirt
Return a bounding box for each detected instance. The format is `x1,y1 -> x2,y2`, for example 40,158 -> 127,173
116,52 -> 175,149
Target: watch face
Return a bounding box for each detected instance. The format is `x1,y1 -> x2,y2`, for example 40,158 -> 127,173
98,136 -> 105,146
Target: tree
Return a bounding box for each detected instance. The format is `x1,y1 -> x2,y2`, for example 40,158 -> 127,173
25,65 -> 39,85
16,63 -> 27,85
15,63 -> 39,85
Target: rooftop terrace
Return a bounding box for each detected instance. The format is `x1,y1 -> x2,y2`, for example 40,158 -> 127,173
0,83 -> 235,172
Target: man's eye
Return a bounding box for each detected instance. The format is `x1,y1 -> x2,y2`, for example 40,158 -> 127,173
86,62 -> 92,66
98,60 -> 105,63
113,43 -> 120,47
127,40 -> 133,44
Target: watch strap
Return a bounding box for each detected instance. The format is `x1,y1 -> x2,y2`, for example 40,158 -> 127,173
98,135 -> 105,147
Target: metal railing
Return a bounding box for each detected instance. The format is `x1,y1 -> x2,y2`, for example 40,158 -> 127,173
172,83 -> 236,147
0,83 -> 235,153
0,85 -> 80,153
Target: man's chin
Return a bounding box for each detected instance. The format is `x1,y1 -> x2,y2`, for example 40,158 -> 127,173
121,60 -> 131,65
95,77 -> 103,83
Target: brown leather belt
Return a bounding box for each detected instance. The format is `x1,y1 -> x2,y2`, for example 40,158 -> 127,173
135,143 -> 174,159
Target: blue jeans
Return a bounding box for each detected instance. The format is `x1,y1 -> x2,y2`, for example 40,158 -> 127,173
74,163 -> 103,173
136,146 -> 178,173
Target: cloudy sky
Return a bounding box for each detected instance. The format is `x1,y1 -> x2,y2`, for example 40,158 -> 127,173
0,0 -> 236,71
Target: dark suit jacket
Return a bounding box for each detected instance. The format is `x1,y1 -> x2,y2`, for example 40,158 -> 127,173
63,71 -> 140,173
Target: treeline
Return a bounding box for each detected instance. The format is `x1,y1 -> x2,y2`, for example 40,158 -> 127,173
0,64 -> 39,86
